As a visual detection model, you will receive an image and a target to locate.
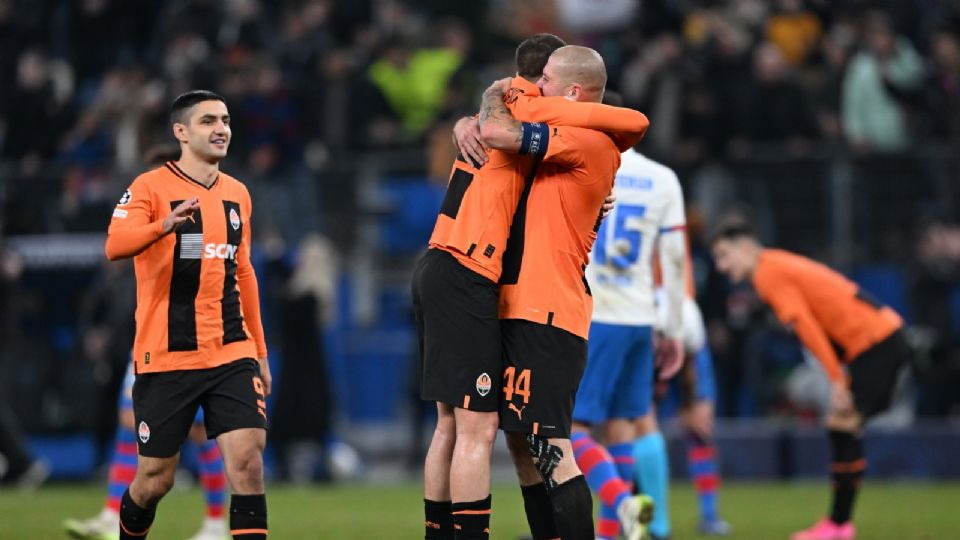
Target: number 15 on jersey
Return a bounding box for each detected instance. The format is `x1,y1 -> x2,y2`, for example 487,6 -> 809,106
594,204 -> 646,269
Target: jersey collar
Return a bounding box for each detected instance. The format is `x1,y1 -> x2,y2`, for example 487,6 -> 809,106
165,161 -> 220,190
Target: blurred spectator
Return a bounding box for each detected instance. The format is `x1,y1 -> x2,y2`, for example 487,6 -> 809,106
621,33 -> 687,159
766,0 -> 823,66
910,219 -> 960,416
728,41 -> 819,158
842,11 -> 925,154
923,29 -> 960,142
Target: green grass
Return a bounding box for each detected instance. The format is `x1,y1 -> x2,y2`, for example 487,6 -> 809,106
1,481 -> 957,539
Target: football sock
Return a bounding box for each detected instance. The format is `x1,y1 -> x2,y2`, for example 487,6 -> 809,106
829,430 -> 865,525
424,499 -> 454,540
451,495 -> 491,539
571,432 -> 632,539
634,432 -> 670,538
548,475 -> 594,540
197,440 -> 226,519
230,494 -> 267,539
520,482 -> 559,540
687,432 -> 720,523
608,441 -> 635,486
105,427 -> 138,512
119,489 -> 156,539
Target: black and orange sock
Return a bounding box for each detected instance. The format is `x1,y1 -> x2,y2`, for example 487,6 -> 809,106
521,482 -> 559,540
230,494 -> 267,539
119,489 -> 156,539
425,499 -> 453,539
828,430 -> 865,525
548,475 -> 594,540
451,495 -> 492,539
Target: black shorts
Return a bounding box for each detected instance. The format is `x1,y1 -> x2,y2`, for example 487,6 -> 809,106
499,319 -> 588,439
413,249 -> 501,412
849,329 -> 909,419
132,358 -> 267,458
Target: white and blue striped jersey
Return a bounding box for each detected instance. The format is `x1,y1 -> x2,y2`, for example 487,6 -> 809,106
586,149 -> 686,326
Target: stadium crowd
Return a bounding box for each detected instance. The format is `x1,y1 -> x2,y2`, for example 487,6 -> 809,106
1,0 -> 959,482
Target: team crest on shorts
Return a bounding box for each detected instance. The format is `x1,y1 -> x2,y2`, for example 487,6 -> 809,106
476,373 -> 492,396
229,208 -> 241,230
138,421 -> 151,443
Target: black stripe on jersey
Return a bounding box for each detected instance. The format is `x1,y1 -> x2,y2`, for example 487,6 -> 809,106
499,156 -> 543,285
168,201 -> 203,352
221,200 -> 247,345
439,167 -> 474,219
165,162 -> 220,190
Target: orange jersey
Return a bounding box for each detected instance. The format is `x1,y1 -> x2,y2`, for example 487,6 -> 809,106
498,126 -> 625,338
752,249 -> 902,382
105,163 -> 267,374
428,76 -> 649,282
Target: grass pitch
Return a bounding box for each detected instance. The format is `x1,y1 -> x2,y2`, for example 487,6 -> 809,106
1,481 -> 956,539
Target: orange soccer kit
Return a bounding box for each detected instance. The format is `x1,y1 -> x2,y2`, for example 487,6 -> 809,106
751,249 -> 902,384
105,162 -> 267,375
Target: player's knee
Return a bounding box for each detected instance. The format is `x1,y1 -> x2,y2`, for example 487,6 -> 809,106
229,449 -> 265,486
136,467 -> 176,502
456,411 -> 498,446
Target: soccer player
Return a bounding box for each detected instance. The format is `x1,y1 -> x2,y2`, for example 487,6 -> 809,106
64,359 -> 228,540
478,46 -> 649,540
104,90 -> 271,540
569,145 -> 686,540
710,219 -> 908,540
416,35 -> 649,540
654,292 -> 731,537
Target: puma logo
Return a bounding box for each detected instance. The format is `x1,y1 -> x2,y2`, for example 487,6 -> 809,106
508,403 -> 526,420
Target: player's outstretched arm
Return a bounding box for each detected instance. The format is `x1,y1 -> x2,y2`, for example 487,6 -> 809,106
514,95 -> 649,140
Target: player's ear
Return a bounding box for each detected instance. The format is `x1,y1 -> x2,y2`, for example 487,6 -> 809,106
172,122 -> 189,144
567,83 -> 582,101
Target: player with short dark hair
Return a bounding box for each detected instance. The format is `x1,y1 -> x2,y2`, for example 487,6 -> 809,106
105,90 -> 271,540
417,34 -> 648,540
710,219 -> 908,540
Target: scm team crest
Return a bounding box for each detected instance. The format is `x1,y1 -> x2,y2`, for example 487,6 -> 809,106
476,372 -> 492,396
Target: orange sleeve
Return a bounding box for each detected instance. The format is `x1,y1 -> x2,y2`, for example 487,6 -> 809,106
754,265 -> 845,382
237,191 -> 267,359
105,179 -> 166,261
513,96 -> 650,137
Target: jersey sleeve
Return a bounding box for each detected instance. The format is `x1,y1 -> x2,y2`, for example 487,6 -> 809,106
512,96 -> 650,135
754,265 -> 845,383
659,175 -> 686,232
539,126 -> 591,168
236,188 -> 268,359
105,176 -> 165,260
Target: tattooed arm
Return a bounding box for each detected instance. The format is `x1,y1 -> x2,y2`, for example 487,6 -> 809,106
477,78 -> 526,152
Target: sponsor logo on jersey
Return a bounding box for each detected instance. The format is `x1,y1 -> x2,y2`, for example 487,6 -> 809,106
229,208 -> 241,230
138,421 -> 150,443
117,189 -> 132,205
204,243 -> 239,260
476,372 -> 492,396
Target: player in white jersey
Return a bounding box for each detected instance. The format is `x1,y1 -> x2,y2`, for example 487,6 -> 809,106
570,148 -> 687,540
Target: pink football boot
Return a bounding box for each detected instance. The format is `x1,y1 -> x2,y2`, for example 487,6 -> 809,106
791,518 -> 855,540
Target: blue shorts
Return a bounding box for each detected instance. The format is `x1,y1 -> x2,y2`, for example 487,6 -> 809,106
573,323 -> 654,424
119,360 -> 205,424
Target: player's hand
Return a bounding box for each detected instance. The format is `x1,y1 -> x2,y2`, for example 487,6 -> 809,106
655,338 -> 684,380
831,381 -> 854,415
453,116 -> 488,168
601,189 -> 616,219
486,77 -> 513,97
257,357 -> 272,397
162,197 -> 200,234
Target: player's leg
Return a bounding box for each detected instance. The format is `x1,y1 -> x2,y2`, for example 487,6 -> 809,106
501,320 -> 593,540
414,250 -> 502,540
792,329 -> 906,540
203,358 -> 270,540
681,346 -> 730,536
570,322 -> 646,540
64,363 -> 137,539
187,417 -> 228,540
121,367 -> 199,539
632,412 -> 670,540
424,402 -> 456,539
506,431 -> 559,540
